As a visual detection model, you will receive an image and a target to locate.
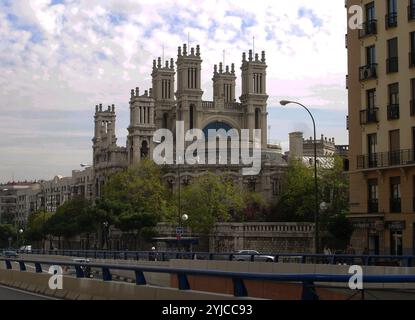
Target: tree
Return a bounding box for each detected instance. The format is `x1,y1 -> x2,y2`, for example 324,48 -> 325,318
272,157 -> 352,250
242,192 -> 267,222
100,159 -> 173,249
45,197 -> 92,249
0,224 -> 16,248
25,210 -> 53,246
273,159 -> 316,222
180,173 -> 245,235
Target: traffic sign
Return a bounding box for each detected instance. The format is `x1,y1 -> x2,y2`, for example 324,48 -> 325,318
176,227 -> 184,235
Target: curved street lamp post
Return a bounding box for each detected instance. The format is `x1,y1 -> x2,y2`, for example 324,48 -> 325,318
280,100 -> 320,253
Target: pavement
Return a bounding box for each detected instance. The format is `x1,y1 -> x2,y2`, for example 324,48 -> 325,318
0,284 -> 56,300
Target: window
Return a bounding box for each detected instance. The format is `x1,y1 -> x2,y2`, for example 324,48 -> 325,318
272,180 -> 280,196
255,108 -> 261,129
187,68 -> 197,89
387,38 -> 398,73
410,32 -> 415,67
411,80 -> 415,116
367,46 -> 376,65
366,2 -> 375,21
368,133 -> 377,167
387,83 -> 400,120
367,89 -> 376,109
386,0 -> 398,28
253,73 -> 263,94
390,177 -> 401,213
162,113 -> 168,129
410,0 -> 415,20
389,130 -> 401,165
391,231 -> 403,256
189,105 -> 194,130
368,179 -> 379,213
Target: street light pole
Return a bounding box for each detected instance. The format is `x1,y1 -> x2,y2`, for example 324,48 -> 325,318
280,100 -> 320,253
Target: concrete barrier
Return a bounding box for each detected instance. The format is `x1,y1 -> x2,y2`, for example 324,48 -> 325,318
0,268 -> 250,300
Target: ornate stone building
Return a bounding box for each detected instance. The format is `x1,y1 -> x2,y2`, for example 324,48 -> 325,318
91,44 -> 287,204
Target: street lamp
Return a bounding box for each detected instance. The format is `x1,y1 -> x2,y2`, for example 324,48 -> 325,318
17,228 -> 24,248
280,100 -> 320,253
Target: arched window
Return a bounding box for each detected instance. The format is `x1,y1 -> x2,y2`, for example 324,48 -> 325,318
140,141 -> 149,159
202,121 -> 234,138
255,108 -> 261,129
189,105 -> 194,130
163,113 -> 168,129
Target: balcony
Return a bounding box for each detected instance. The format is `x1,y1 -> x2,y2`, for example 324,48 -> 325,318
359,20 -> 377,38
385,12 -> 398,29
357,149 -> 415,169
387,104 -> 400,120
368,199 -> 379,213
360,108 -> 379,125
390,198 -> 402,213
359,64 -> 377,81
386,57 -> 399,73
410,52 -> 415,68
408,4 -> 415,21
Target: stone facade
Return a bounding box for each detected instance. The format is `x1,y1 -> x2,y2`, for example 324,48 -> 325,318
91,44 -> 287,204
209,222 -> 315,253
154,222 -> 315,253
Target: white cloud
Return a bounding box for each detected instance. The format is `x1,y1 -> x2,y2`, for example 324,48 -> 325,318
0,0 -> 348,182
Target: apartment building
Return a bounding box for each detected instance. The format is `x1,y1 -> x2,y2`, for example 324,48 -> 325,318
347,0 -> 415,255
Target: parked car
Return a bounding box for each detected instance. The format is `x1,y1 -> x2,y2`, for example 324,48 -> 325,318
232,250 -> 275,262
1,250 -> 19,258
19,245 -> 32,253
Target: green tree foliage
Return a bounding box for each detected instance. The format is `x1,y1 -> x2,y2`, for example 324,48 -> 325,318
99,159 -> 173,245
25,210 -> 53,242
180,173 -> 245,235
45,197 -> 92,240
274,159 -> 316,222
272,157 -> 352,249
0,224 -> 16,248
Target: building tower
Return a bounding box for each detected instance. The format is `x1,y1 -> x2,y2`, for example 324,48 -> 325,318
152,57 -> 176,130
212,62 -> 236,104
240,50 -> 269,148
92,103 -> 117,167
176,44 -> 203,132
127,88 -> 156,165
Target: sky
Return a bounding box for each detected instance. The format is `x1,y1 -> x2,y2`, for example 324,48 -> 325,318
0,0 -> 348,183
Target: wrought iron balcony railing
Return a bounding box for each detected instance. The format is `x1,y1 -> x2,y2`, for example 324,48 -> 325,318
385,12 -> 398,29
359,19 -> 377,38
359,64 -> 377,81
386,57 -> 399,73
360,108 -> 379,125
387,104 -> 400,120
357,149 -> 415,169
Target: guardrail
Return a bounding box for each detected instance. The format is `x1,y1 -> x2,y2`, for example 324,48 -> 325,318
2,257 -> 415,300
10,249 -> 415,267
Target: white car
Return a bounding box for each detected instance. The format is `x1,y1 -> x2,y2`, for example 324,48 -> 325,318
233,250 -> 275,262
19,245 -> 32,253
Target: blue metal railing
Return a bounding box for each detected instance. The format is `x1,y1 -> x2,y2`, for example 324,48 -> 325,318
2,257 -> 415,300
11,249 -> 415,267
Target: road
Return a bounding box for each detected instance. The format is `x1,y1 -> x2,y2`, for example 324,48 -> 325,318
0,285 -> 56,300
